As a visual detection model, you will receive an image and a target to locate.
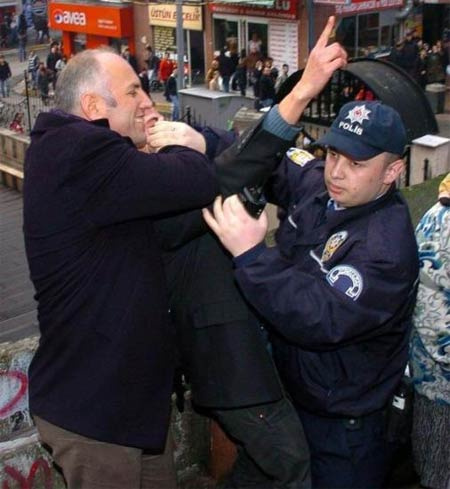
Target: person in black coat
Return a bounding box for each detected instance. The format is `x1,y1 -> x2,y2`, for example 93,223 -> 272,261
121,46 -> 139,74
259,66 -> 276,108
218,48 -> 235,93
151,16 -> 348,489
23,48 -> 218,489
0,54 -> 12,97
233,58 -> 247,96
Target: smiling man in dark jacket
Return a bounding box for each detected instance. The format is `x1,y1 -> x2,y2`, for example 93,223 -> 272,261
23,48 -> 219,489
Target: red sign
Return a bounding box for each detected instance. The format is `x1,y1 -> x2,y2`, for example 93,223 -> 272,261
314,0 -> 349,4
48,2 -> 133,37
335,0 -> 403,14
210,0 -> 298,20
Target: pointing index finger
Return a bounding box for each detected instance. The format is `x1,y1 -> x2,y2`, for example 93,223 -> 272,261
316,16 -> 335,49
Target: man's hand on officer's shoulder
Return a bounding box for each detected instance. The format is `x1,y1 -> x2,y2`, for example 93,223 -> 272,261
146,120 -> 207,154
203,195 -> 268,257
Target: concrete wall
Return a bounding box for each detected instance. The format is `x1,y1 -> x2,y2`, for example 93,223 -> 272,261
0,335 -> 210,488
0,337 -> 38,441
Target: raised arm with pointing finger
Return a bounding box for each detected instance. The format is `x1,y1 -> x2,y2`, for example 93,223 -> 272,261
150,17 -> 349,489
203,20 -> 419,487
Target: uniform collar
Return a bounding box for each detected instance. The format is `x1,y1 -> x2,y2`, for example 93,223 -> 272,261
325,184 -> 397,229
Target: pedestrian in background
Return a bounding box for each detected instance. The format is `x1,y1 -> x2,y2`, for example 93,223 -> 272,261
144,45 -> 160,85
159,51 -> 174,91
426,43 -> 446,84
17,12 -> 27,62
275,63 -> 289,93
233,58 -> 247,96
139,67 -> 150,94
36,62 -> 50,105
205,59 -> 219,87
208,69 -> 220,91
250,59 -> 263,99
410,172 -> 450,489
165,68 -> 180,121
46,44 -> 61,90
0,55 -> 11,98
54,55 -> 67,82
259,65 -> 276,108
27,50 -> 40,90
121,46 -> 138,74
218,47 -> 234,93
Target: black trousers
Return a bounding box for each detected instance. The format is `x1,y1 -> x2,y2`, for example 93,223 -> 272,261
213,397 -> 311,489
297,407 -> 395,489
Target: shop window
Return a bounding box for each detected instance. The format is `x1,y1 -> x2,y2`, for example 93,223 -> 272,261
213,18 -> 238,55
247,22 -> 267,58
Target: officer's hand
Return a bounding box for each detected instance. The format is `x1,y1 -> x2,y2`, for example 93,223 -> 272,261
279,16 -> 347,124
147,120 -> 207,154
203,195 -> 268,257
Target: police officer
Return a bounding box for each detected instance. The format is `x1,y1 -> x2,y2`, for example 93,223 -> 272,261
150,17 -> 348,489
204,100 -> 419,488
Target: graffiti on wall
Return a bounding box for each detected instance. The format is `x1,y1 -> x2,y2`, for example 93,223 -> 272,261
0,372 -> 28,419
2,457 -> 53,489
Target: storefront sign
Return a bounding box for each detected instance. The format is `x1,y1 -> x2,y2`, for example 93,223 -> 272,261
213,0 -> 274,5
335,0 -> 403,14
48,2 -> 133,37
148,3 -> 203,31
313,0 -> 350,5
210,0 -> 298,20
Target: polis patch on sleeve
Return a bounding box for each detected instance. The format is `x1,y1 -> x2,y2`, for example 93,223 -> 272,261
286,148 -> 315,167
326,265 -> 363,301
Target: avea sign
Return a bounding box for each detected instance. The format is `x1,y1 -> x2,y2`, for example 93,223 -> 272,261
53,9 -> 87,26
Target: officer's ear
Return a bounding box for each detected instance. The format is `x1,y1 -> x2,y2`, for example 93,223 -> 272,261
80,92 -> 108,121
383,156 -> 405,185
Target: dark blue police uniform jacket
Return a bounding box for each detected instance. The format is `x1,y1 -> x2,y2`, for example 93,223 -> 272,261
23,111 -> 217,450
234,154 -> 419,417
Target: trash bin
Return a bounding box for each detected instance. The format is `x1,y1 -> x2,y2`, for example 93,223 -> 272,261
425,83 -> 446,114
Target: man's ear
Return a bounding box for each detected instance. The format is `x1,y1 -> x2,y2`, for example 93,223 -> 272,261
80,92 -> 106,121
383,158 -> 405,185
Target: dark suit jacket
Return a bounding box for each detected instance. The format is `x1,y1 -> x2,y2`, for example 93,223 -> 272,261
24,112 -> 217,450
156,119 -> 296,407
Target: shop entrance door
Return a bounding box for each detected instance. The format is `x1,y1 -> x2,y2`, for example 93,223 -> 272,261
246,20 -> 268,58
213,16 -> 268,58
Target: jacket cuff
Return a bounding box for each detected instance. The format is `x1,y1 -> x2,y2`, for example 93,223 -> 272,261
262,105 -> 302,141
233,242 -> 267,268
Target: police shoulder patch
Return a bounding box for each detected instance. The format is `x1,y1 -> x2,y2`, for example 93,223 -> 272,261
326,265 -> 364,301
286,148 -> 315,167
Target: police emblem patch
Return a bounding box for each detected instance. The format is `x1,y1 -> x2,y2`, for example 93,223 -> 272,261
346,105 -> 371,125
286,148 -> 315,167
321,231 -> 348,262
326,265 -> 363,300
